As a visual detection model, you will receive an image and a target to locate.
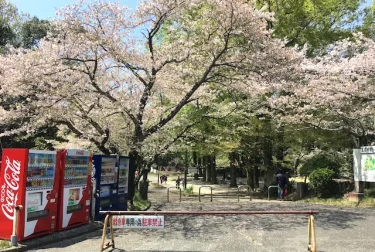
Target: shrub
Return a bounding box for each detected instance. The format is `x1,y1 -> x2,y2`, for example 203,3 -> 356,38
286,179 -> 296,193
133,192 -> 151,210
309,168 -> 336,198
364,187 -> 375,198
183,185 -> 194,196
300,152 -> 341,179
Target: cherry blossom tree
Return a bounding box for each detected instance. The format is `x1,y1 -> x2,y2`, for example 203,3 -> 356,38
0,0 -> 299,196
269,33 -> 375,147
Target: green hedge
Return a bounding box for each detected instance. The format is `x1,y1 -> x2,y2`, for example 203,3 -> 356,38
309,168 -> 336,198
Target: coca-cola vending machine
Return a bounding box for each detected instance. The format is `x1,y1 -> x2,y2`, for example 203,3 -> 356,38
0,149 -> 59,241
56,149 -> 92,231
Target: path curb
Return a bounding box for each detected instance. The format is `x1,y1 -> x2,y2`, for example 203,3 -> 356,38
1,223 -> 102,252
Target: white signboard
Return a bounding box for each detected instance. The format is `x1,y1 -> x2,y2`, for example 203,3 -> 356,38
354,147 -> 375,182
112,215 -> 164,229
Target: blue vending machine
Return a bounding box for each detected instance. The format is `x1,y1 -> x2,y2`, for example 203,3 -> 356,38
113,156 -> 130,211
92,155 -> 118,220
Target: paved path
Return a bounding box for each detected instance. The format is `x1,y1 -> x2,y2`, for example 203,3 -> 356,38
29,180 -> 375,252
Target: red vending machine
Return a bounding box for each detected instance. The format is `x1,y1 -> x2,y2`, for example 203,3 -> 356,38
57,149 -> 92,231
0,149 -> 59,241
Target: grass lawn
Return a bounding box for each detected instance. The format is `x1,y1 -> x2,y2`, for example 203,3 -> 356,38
303,196 -> 375,207
133,192 -> 151,211
0,240 -> 10,250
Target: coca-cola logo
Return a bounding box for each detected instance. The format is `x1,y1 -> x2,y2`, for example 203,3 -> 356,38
27,199 -> 40,207
0,156 -> 21,220
76,150 -> 84,155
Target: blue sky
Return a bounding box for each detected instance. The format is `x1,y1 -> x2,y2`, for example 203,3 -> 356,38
9,0 -> 140,20
8,0 -> 374,21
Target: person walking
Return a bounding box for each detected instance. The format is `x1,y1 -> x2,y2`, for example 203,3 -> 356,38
276,169 -> 287,200
176,176 -> 182,189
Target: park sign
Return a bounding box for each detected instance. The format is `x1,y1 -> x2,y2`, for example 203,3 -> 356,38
112,215 -> 164,229
353,147 -> 375,182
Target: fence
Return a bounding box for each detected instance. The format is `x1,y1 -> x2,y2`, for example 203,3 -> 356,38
99,210 -> 318,252
167,186 -> 181,202
268,185 -> 279,200
198,186 -> 213,202
168,185 -> 252,203
237,185 -> 252,202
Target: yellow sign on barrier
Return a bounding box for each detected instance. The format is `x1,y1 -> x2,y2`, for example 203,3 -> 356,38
112,215 -> 164,229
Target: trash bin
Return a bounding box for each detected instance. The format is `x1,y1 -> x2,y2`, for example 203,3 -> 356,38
194,173 -> 199,180
296,182 -> 308,199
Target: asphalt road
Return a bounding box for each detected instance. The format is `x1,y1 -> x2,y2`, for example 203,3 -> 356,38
28,187 -> 375,252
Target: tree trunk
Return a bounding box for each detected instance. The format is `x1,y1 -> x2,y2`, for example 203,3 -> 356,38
275,124 -> 284,171
156,154 -> 160,185
139,171 -> 149,200
128,150 -> 138,210
211,155 -> 217,184
246,168 -> 253,190
198,154 -> 203,176
201,156 -> 206,182
254,165 -> 260,189
193,151 -> 198,174
229,152 -> 237,187
262,119 -> 274,189
184,150 -> 188,190
206,156 -> 212,182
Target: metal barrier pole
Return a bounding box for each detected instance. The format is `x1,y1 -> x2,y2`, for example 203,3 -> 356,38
199,187 -> 201,202
308,215 -> 317,252
10,205 -> 23,247
268,185 -> 279,201
199,186 -> 212,202
100,214 -> 115,252
110,216 -> 115,249
238,185 -> 252,202
167,187 -> 181,203
100,210 -> 319,215
167,187 -> 170,202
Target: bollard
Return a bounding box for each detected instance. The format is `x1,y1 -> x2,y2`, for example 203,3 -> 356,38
268,185 -> 279,201
10,205 -> 23,247
167,187 -> 181,202
198,186 -> 212,202
238,185 -> 252,202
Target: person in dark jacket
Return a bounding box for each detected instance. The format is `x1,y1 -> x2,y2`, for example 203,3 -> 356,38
276,169 -> 287,200
176,176 -> 182,188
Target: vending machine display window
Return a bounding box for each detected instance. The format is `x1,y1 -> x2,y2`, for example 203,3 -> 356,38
118,157 -> 129,194
64,156 -> 89,187
100,157 -> 117,185
26,192 -> 43,213
100,185 -> 111,197
68,188 -> 81,205
26,153 -> 56,190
